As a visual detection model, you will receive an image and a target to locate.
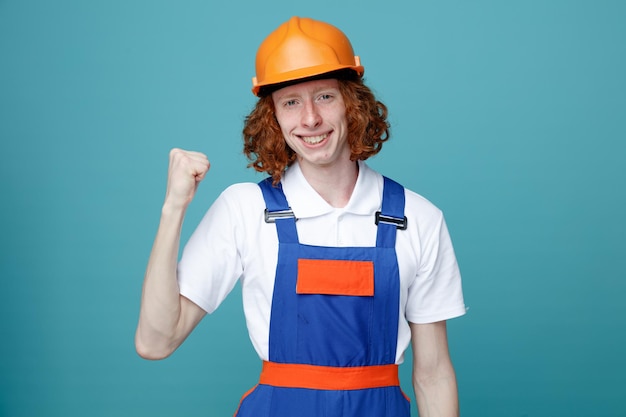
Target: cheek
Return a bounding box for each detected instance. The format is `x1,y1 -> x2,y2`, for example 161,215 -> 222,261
274,112 -> 293,135
323,105 -> 347,126
278,123 -> 291,142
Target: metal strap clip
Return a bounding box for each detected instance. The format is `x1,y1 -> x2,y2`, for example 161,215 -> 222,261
375,211 -> 408,230
264,208 -> 296,223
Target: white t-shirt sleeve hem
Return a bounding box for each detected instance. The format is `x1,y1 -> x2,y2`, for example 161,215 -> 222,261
179,282 -> 217,314
406,304 -> 468,324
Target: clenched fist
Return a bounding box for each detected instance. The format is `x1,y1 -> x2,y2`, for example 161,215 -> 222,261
164,148 -> 210,210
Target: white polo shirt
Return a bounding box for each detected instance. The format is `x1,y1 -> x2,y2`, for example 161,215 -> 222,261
178,161 -> 466,364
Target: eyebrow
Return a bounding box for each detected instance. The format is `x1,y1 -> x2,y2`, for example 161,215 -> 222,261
274,86 -> 340,101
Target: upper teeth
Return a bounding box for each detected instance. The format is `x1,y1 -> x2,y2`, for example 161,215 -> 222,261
302,134 -> 327,144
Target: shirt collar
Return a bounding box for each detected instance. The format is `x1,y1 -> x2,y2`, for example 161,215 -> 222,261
282,160 -> 383,218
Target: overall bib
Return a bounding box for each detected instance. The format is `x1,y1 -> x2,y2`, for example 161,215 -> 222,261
235,177 -> 410,417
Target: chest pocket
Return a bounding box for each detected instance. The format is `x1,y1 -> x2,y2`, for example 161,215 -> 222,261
296,259 -> 374,297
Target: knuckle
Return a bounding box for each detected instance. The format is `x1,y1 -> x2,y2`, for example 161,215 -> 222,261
169,148 -> 181,160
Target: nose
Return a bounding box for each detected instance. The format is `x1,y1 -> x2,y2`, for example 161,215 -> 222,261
301,101 -> 322,128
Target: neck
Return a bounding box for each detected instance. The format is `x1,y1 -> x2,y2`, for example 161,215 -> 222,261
298,160 -> 359,208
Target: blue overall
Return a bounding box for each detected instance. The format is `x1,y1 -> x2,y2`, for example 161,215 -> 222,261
234,176 -> 410,417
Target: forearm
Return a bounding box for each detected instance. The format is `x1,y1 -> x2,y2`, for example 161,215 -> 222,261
413,363 -> 459,417
135,203 -> 187,358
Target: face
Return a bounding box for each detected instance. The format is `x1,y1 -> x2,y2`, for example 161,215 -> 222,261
272,78 -> 350,172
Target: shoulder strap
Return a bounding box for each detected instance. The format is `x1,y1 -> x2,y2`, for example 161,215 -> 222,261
258,177 -> 299,243
376,176 -> 407,248
259,176 -> 406,247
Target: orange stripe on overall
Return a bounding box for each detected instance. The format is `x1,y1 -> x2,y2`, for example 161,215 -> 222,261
259,361 -> 400,391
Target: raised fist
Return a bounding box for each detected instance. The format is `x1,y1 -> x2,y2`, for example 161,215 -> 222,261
164,148 -> 210,209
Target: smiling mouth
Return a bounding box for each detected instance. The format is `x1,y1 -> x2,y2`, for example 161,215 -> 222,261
300,133 -> 329,145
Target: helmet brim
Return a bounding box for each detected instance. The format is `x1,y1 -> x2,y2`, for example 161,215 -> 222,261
252,64 -> 364,97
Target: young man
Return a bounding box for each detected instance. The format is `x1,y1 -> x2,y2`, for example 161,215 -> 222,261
136,16 -> 466,417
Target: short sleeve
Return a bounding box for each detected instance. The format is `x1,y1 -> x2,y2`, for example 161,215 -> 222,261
177,187 -> 244,314
405,211 -> 466,324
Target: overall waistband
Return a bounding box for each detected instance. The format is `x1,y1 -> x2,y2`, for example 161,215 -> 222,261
259,361 -> 400,391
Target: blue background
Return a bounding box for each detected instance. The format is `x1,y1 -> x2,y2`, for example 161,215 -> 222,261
1,1 -> 625,416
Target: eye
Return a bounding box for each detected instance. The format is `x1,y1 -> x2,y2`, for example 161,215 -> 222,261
318,93 -> 333,101
283,99 -> 298,107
